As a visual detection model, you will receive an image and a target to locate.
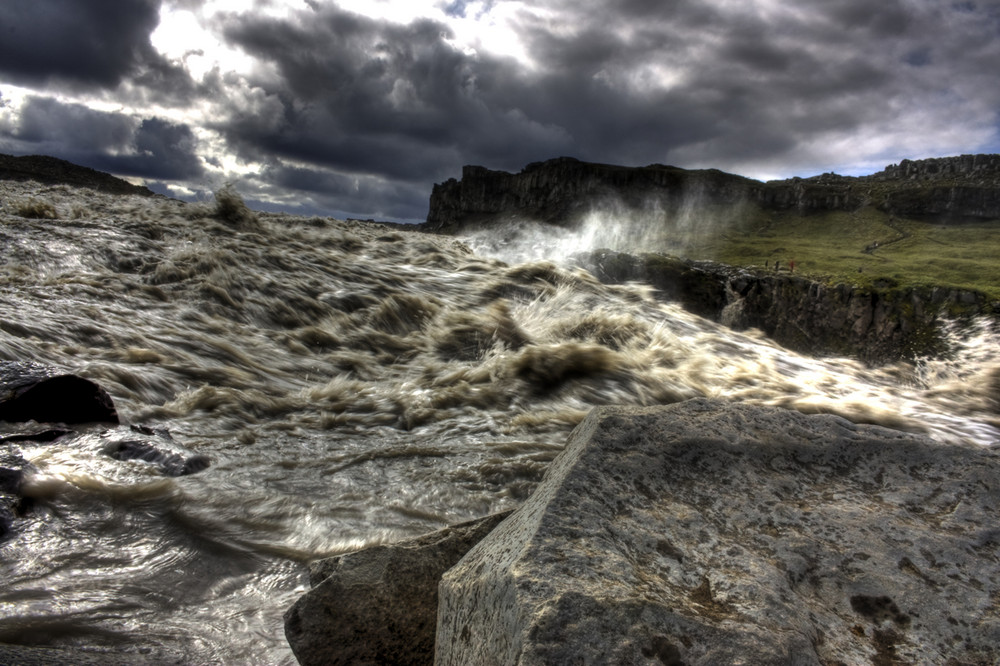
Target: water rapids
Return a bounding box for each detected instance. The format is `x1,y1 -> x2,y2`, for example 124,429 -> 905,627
0,181 -> 997,663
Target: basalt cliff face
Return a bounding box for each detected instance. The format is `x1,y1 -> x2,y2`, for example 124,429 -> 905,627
424,155 -> 1000,362
425,154 -> 1000,231
574,250 -> 997,364
425,158 -> 757,231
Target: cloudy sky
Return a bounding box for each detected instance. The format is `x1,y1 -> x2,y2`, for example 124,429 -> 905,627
1,0 -> 998,221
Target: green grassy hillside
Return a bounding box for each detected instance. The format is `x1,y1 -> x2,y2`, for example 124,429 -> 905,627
683,205 -> 1000,300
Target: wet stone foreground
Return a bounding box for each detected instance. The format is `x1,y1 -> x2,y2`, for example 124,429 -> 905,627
286,399 -> 1000,665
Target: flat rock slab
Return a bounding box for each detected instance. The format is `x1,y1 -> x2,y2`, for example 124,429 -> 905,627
437,398 -> 1000,665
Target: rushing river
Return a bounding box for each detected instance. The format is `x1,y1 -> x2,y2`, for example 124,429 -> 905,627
0,181 -> 998,664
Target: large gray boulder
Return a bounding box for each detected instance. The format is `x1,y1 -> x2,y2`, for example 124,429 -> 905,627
285,510 -> 512,666
436,398 -> 1000,665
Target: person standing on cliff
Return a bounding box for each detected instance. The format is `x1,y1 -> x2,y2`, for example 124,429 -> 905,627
789,260 -> 795,273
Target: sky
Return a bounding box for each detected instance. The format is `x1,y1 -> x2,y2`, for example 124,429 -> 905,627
1,0 -> 999,222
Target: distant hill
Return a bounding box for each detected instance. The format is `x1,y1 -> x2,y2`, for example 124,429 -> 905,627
424,154 -> 1000,231
0,153 -> 154,196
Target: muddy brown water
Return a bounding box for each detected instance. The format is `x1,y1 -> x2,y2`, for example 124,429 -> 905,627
0,182 -> 997,663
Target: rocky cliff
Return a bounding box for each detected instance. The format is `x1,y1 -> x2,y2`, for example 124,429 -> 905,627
425,155 -> 1000,363
424,154 -> 1000,230
425,158 -> 759,231
575,250 -> 997,363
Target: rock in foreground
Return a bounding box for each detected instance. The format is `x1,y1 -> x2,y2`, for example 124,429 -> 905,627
437,399 -> 1000,665
284,510 -> 512,666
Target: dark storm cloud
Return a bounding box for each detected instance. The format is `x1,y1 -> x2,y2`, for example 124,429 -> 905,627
212,1 -> 749,214
4,0 -> 995,221
14,96 -> 136,152
1,96 -> 203,181
0,0 -> 168,89
213,0 -> 993,218
506,0 -> 999,167
257,162 -> 429,220
215,4 -> 575,190
219,0 -> 962,194
99,118 -> 204,180
267,163 -> 359,196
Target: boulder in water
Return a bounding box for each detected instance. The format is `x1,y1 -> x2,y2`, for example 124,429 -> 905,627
105,440 -> 210,477
284,510 -> 512,666
0,451 -> 31,540
0,362 -> 118,425
436,399 -> 1000,665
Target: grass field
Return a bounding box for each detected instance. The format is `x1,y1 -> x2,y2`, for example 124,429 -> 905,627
670,205 -> 1000,299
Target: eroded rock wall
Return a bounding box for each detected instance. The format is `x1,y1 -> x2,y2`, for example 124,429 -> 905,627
424,154 -> 1000,231
576,249 -> 996,363
425,158 -> 759,232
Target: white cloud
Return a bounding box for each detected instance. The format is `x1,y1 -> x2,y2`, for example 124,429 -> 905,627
153,4 -> 258,80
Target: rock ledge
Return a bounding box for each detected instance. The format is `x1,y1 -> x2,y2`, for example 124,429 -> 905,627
436,399 -> 1000,665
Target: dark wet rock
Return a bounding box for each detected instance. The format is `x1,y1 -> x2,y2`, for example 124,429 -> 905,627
0,421 -> 205,479
0,423 -> 207,540
436,399 -> 1000,666
0,501 -> 14,540
284,510 -> 512,666
0,362 -> 119,425
0,428 -> 73,444
0,153 -> 154,196
0,450 -> 31,540
128,423 -> 173,439
576,249 -> 998,363
0,452 -> 26,495
105,440 -> 209,477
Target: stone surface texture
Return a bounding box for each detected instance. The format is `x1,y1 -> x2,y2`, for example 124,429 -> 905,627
284,510 -> 512,666
436,398 -> 1000,666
